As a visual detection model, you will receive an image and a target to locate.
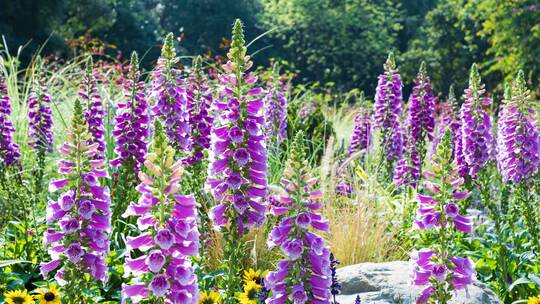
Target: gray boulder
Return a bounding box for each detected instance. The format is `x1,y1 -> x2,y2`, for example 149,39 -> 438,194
335,261 -> 500,304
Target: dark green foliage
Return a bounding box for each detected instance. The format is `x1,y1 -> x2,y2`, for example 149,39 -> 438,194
260,0 -> 403,94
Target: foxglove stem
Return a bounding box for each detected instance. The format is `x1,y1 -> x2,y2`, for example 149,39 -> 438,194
515,183 -> 540,251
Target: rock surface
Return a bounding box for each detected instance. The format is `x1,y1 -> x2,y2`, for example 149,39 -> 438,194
335,261 -> 501,304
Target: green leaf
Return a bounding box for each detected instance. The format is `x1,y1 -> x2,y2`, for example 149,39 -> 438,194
528,274 -> 540,288
508,277 -> 533,292
0,259 -> 31,268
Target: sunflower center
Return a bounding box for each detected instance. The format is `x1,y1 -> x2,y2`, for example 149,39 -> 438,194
12,297 -> 25,304
247,288 -> 257,299
44,292 -> 56,301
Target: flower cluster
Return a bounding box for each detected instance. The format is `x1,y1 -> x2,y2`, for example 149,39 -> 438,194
431,86 -> 461,162
111,52 -> 150,173
330,253 -> 341,301
264,68 -> 289,146
459,64 -> 494,177
406,62 -> 436,155
184,56 -> 213,165
28,67 -> 54,154
496,71 -> 540,184
393,137 -> 421,187
207,20 -> 267,235
410,130 -> 475,303
151,33 -> 192,154
41,100 -> 111,290
373,53 -> 403,163
122,120 -> 200,303
266,132 -> 332,303
79,58 -> 106,159
349,92 -> 371,156
0,74 -> 20,167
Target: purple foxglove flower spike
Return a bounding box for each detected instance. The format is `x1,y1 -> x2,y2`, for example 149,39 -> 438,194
122,119 -> 200,303
264,64 -> 289,146
410,130 -> 475,303
0,73 -> 20,168
496,71 -> 540,184
207,19 -> 267,235
151,33 -> 192,154
111,52 -> 150,173
393,134 -> 421,188
431,86 -> 464,172
406,62 -> 436,161
373,53 -> 404,170
183,56 -> 213,165
80,57 -> 106,160
460,64 -> 494,177
349,92 -> 371,156
41,100 -> 111,289
28,61 -> 54,155
395,63 -> 436,187
266,132 -> 332,303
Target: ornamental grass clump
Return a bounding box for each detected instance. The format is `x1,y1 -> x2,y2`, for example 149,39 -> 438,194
206,19 -> 268,302
459,64 -> 494,177
41,100 -> 111,303
348,92 -> 371,156
373,53 -> 404,179
121,120 -> 200,303
266,132 -> 332,303
0,73 -> 20,169
80,57 -> 106,160
151,33 -> 191,154
410,130 -> 475,304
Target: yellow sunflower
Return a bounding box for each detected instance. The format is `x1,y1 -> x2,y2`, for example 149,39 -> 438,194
529,296 -> 540,304
199,290 -> 221,304
3,290 -> 34,304
237,281 -> 261,304
243,268 -> 268,285
34,285 -> 61,304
